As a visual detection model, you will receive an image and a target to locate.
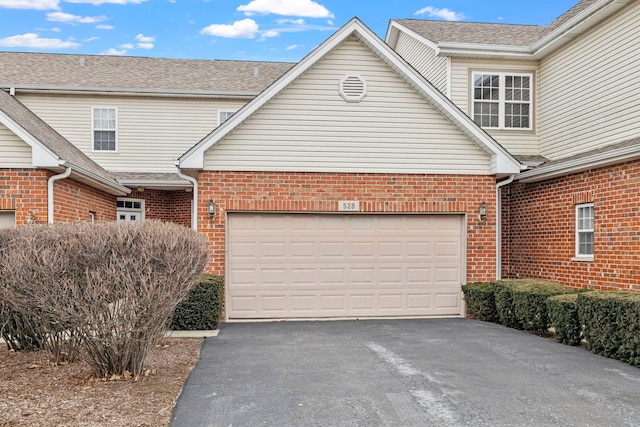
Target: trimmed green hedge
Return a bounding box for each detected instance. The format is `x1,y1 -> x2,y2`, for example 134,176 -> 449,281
170,274 -> 224,331
461,282 -> 498,323
547,293 -> 582,346
464,279 -> 573,335
494,281 -> 523,330
578,291 -> 640,367
510,280 -> 573,335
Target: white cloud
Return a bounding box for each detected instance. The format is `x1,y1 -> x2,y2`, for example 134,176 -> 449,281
46,11 -> 107,24
100,47 -> 127,55
134,33 -> 154,49
84,36 -> 98,41
238,0 -> 333,18
0,32 -> 79,48
201,18 -> 259,39
0,0 -> 58,9
285,44 -> 297,50
261,30 -> 279,38
414,6 -> 465,21
119,42 -> 133,49
65,0 -> 146,4
276,18 -> 304,25
96,24 -> 114,30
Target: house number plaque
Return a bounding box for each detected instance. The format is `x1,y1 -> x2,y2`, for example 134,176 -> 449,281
338,200 -> 360,212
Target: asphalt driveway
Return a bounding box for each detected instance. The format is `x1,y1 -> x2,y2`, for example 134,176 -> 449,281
170,318 -> 640,426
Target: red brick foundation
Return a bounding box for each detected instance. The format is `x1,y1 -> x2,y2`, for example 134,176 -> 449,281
196,171 -> 497,283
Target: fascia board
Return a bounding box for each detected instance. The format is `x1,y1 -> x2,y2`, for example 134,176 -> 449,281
437,42 -> 534,59
518,145 -> 640,183
66,162 -> 131,195
0,110 -> 60,167
179,18 -> 368,170
531,0 -> 619,56
359,31 -> 523,174
5,85 -> 258,100
180,17 -> 523,175
384,21 -> 440,51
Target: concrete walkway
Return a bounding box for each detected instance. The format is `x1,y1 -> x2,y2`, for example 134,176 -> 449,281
171,318 -> 640,426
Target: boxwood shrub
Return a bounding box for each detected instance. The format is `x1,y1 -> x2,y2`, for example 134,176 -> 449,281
493,280 -> 523,330
171,274 -> 224,330
510,280 -> 573,335
547,293 -> 582,346
461,281 -> 498,322
578,291 -> 640,367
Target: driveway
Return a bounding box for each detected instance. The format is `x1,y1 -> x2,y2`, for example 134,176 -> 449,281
170,318 -> 640,426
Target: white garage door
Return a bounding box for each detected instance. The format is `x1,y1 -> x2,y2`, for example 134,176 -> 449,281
227,213 -> 464,319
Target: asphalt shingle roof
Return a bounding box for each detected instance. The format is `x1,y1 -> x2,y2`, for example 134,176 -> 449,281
395,20 -> 544,47
395,0 -> 599,48
0,52 -> 294,93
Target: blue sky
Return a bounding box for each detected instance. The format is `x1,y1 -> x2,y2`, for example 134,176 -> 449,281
0,0 -> 581,62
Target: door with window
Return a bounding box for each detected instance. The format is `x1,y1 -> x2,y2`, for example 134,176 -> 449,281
116,198 -> 144,222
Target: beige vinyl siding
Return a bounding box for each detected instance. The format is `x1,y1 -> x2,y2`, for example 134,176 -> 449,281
394,31 -> 448,94
17,94 -> 247,173
539,1 -> 640,160
205,37 -> 490,174
450,58 -> 540,155
0,123 -> 32,167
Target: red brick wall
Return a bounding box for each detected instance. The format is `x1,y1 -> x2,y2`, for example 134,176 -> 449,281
505,159 -> 640,291
54,176 -> 116,222
0,168 -> 48,225
197,171 -> 497,283
0,168 -> 116,225
128,189 -> 192,227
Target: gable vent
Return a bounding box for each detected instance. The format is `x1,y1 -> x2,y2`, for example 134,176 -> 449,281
339,75 -> 367,102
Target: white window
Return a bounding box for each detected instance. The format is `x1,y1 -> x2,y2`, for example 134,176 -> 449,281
116,198 -> 144,222
93,107 -> 117,151
218,110 -> 236,125
0,210 -> 15,228
472,72 -> 532,130
575,203 -> 594,260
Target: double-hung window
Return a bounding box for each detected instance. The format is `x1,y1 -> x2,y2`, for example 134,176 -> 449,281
575,203 -> 594,260
93,107 -> 117,151
472,72 -> 532,130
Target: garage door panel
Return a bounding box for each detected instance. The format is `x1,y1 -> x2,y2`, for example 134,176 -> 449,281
227,213 -> 464,319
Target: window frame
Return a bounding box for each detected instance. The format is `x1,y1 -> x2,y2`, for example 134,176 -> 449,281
92,107 -> 118,152
116,198 -> 144,222
574,203 -> 594,261
471,71 -> 534,131
218,110 -> 236,126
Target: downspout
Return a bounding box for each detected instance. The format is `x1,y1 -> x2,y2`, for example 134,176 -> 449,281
47,165 -> 72,224
496,175 -> 515,280
175,163 -> 198,231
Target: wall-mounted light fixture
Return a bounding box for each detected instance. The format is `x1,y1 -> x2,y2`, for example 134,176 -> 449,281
207,199 -> 216,218
479,202 -> 487,221
137,186 -> 145,192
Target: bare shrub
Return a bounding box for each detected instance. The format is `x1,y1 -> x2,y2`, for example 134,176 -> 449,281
1,221 -> 208,377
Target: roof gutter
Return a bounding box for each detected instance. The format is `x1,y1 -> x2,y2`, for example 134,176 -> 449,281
48,164 -> 71,224
66,162 -> 130,196
496,175 -> 515,280
4,85 -> 259,100
437,43 -> 534,59
517,142 -> 640,183
175,163 -> 198,231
